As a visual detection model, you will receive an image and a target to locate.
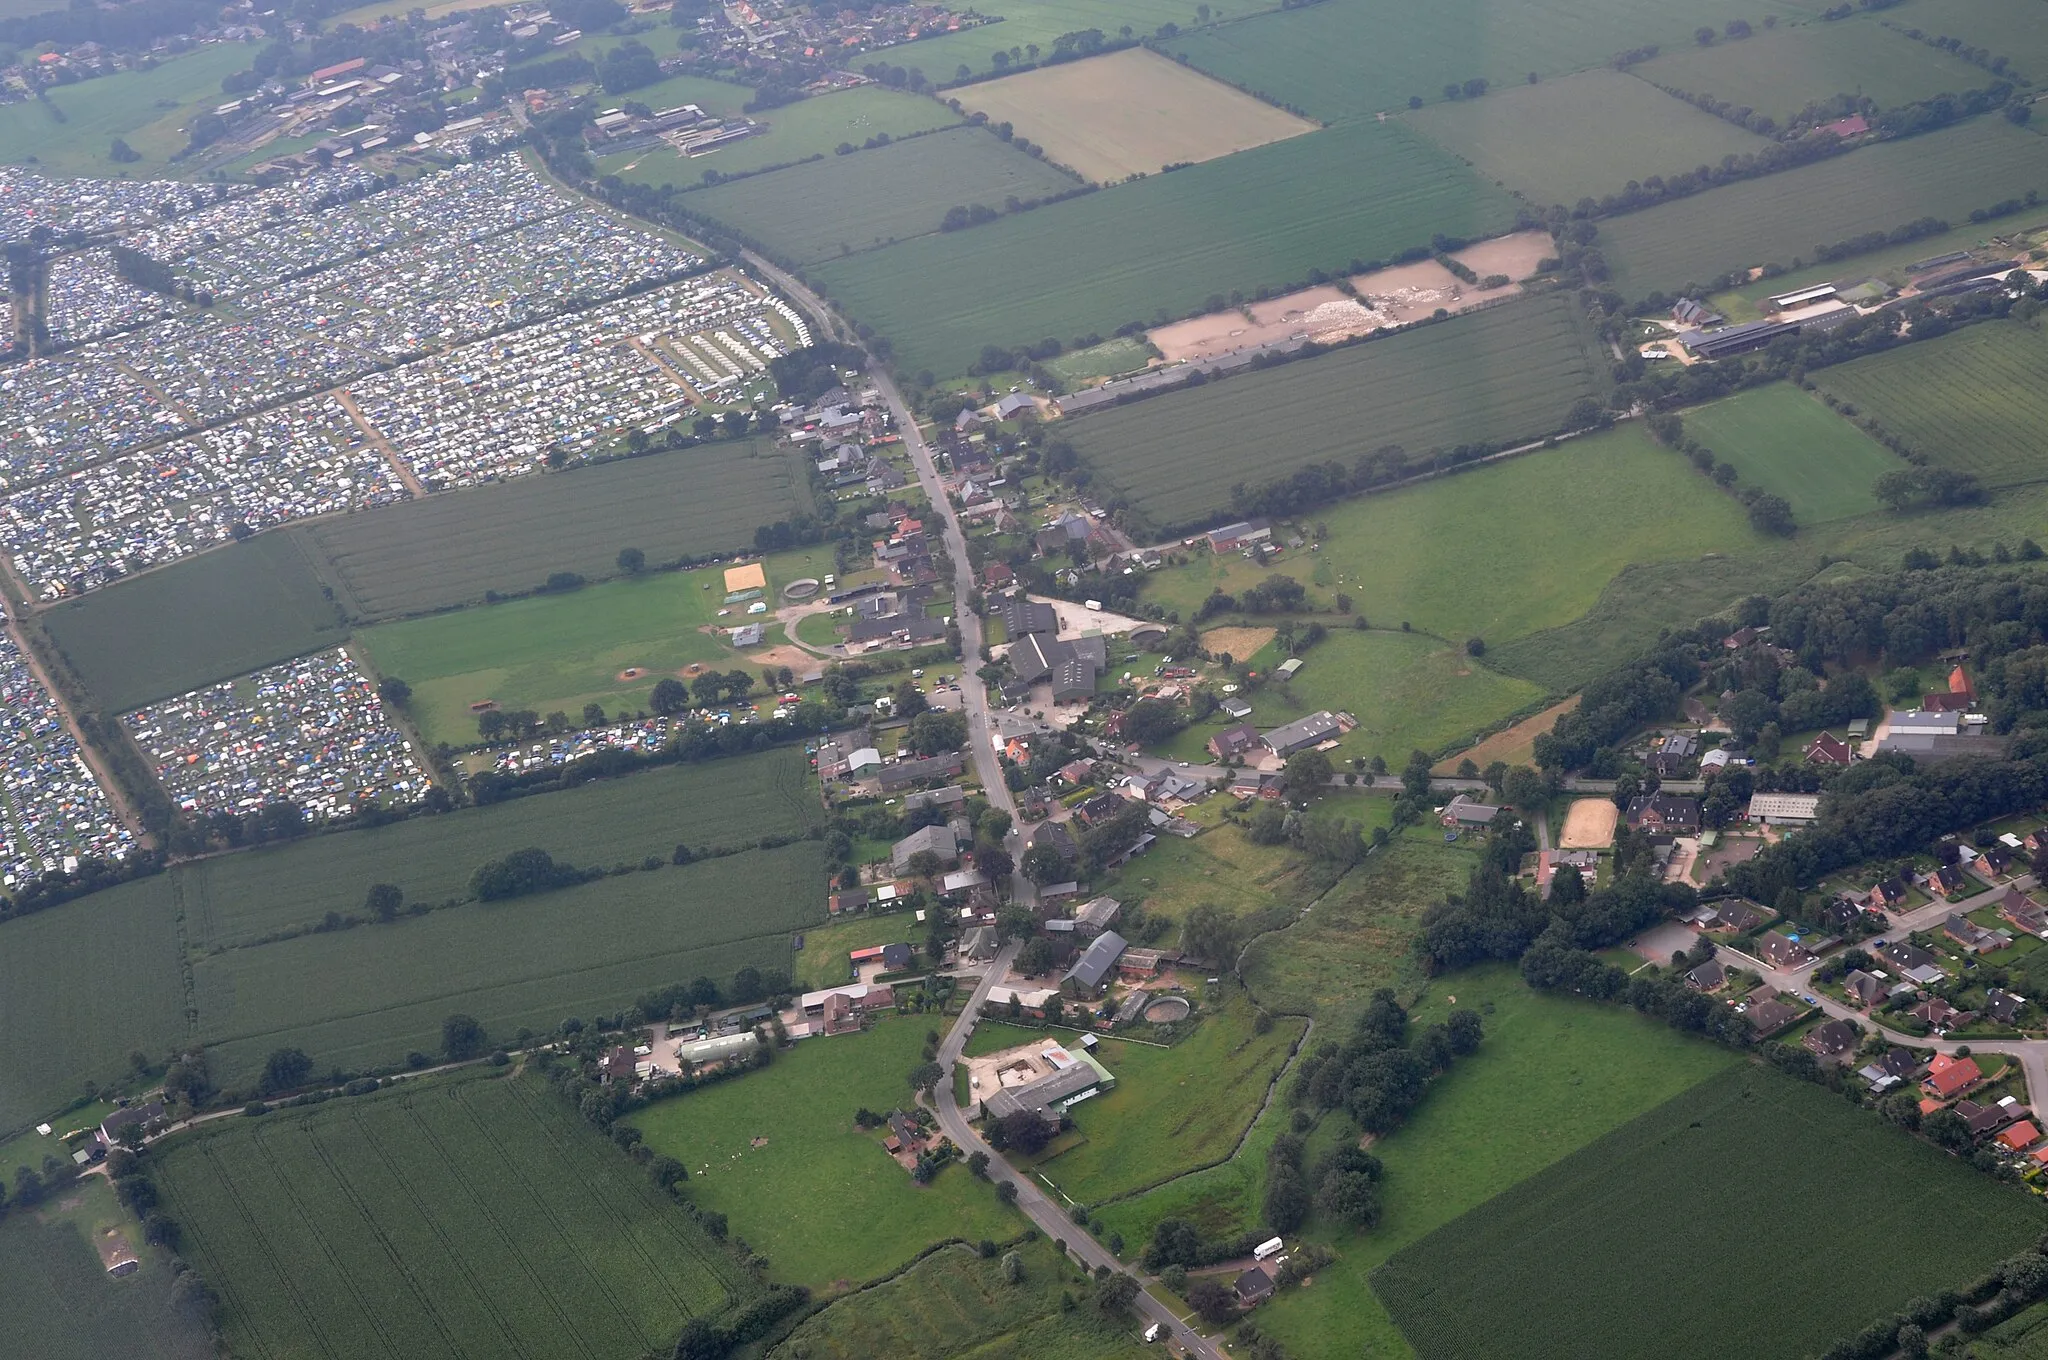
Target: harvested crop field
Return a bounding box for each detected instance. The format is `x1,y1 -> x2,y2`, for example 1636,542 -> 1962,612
1678,382 -> 1898,521
1199,625 -> 1277,661
1436,696 -> 1577,773
1598,119 -> 2048,292
1068,293 -> 1603,531
1405,68 -> 1770,206
686,127 -> 1078,263
298,438 -> 810,620
155,1070 -> 756,1360
1373,1065 -> 2043,1360
1808,319 -> 2048,489
812,120 -> 1516,376
951,47 -> 1317,183
1558,797 -> 1618,849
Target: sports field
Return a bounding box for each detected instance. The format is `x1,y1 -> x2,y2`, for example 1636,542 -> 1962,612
1598,118 -> 2048,291
353,544 -> 838,749
41,532 -> 350,715
299,437 -> 810,620
1065,294 -> 1603,531
1165,0 -> 1836,125
1405,69 -> 1769,206
1678,381 -> 1898,521
636,1018 -> 1022,1292
812,120 -> 1516,376
0,43 -> 253,177
1632,16 -> 1991,125
1141,423 -> 1763,646
601,86 -> 959,188
1809,319 -> 2048,488
1373,1065 -> 2044,1360
155,1070 -> 756,1360
685,127 -> 1076,263
951,48 -> 1316,184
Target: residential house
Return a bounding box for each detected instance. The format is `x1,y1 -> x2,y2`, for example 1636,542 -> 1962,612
1867,877 -> 1910,910
1649,731 -> 1699,776
1262,710 -> 1345,756
877,752 -> 967,792
1944,911 -> 2007,954
982,562 -> 1014,591
1439,794 -> 1503,830
1625,794 -> 1702,835
1957,1098 -> 2019,1138
1205,520 -> 1271,553
1986,988 -> 2026,1025
1913,996 -> 1971,1032
904,785 -> 968,815
1684,960 -> 1728,993
1208,723 -> 1263,762
1877,940 -> 1939,972
1924,1052 -> 1984,1099
1029,820 -> 1077,865
97,1102 -> 166,1149
1843,970 -> 1887,1008
1998,1121 -> 2043,1154
960,925 -> 1001,963
1057,758 -> 1096,786
1758,932 -> 1813,971
1235,1266 -> 1276,1307
1709,900 -> 1771,934
1932,864 -> 1970,899
1804,1019 -> 1859,1058
891,824 -> 959,876
1857,1048 -> 1923,1091
1804,732 -> 1854,766
1820,898 -> 1864,932
1077,792 -> 1128,827
1745,997 -> 1801,1035
1064,930 -> 1129,996
828,890 -> 867,916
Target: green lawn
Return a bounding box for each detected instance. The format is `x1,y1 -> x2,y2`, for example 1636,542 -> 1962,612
636,1019 -> 1024,1292
792,913 -> 928,991
1042,335 -> 1157,385
0,44 -> 255,177
1093,805 -> 1341,929
1678,382 -> 1900,522
601,86 -> 960,189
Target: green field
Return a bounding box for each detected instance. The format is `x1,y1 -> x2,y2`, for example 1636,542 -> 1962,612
1678,381 -> 1900,521
1093,801 -> 1340,929
1066,294 -> 1604,531
601,86 -> 960,188
1141,424 -> 1764,646
155,1070 -> 755,1360
1873,0 -> 2048,85
1598,118 -> 2048,292
767,1238 -> 1149,1359
1978,1303 -> 2048,1359
893,0 -> 1273,80
299,437 -> 811,620
1809,319 -> 2048,488
636,1018 -> 1023,1292
1042,335 -> 1157,384
353,545 -> 838,748
0,43 -> 254,177
684,127 -> 1077,264
41,531 -> 349,715
1405,68 -> 1769,206
1374,1064 -> 2045,1360
1165,0 -> 1835,125
812,120 -> 1517,377
0,1175 -> 213,1360
1632,16 -> 1993,125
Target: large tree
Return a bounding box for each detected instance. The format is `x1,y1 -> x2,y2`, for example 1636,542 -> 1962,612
442,1014 -> 488,1062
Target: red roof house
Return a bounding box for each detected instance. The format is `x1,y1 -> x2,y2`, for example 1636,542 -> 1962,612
1998,1120 -> 2041,1153
1923,1053 -> 1984,1100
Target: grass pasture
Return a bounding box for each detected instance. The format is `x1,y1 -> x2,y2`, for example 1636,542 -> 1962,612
0,43 -> 254,177
41,531 -> 348,715
636,1019 -> 1022,1292
686,127 -> 1076,264
1065,293 -> 1602,531
1678,381 -> 1899,521
298,437 -> 809,620
888,0 -> 1273,81
155,1070 -> 755,1360
1632,17 -> 1992,126
1873,0 -> 2048,85
812,119 -> 1515,376
1809,319 -> 2048,489
1373,1065 -> 2044,1360
1405,68 -> 1769,206
1598,118 -> 2048,292
602,85 -> 958,188
950,47 -> 1317,184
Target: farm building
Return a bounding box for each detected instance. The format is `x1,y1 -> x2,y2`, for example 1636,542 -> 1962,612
980,1046 -> 1116,1125
97,1100 -> 165,1149
676,1031 -> 760,1066
891,824 -> 959,874
1064,929 -> 1129,996
1746,792 -> 1820,825
1073,895 -> 1122,935
1766,283 -> 1838,311
1677,318 -> 1803,360
1204,519 -> 1272,553
1274,657 -> 1303,680
1262,710 -> 1344,756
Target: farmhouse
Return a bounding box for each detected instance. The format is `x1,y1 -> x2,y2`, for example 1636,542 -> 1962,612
1440,794 -> 1502,829
877,752 -> 967,792
97,1101 -> 166,1149
981,1045 -> 1116,1125
1262,710 -> 1345,756
1205,519 -> 1271,553
1208,723 -> 1263,761
891,824 -> 959,875
1064,929 -> 1129,996
1625,793 -> 1701,835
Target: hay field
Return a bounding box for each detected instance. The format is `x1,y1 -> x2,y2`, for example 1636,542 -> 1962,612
1406,69 -> 1770,206
1809,320 -> 2048,489
685,127 -> 1075,263
155,1071 -> 755,1360
812,119 -> 1515,376
952,47 -> 1317,183
1064,294 -> 1602,531
1598,118 -> 2048,292
300,438 -> 809,620
1632,17 -> 1991,124
1679,382 -> 1899,522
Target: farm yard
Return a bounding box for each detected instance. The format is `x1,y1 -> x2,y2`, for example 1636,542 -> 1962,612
1596,118 -> 2048,291
1065,293 -> 1603,531
154,1070 -> 756,1360
812,120 -> 1516,376
950,47 -> 1318,184
1404,69 -> 1770,206
1372,1065 -> 2044,1360
1676,382 -> 1899,522
1808,319 -> 2048,488
599,85 -> 960,187
685,127 -> 1079,264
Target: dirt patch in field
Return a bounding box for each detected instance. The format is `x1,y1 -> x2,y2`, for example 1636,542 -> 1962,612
1201,625 -> 1276,662
1437,696 -> 1579,773
1455,230 -> 1553,281
617,667 -> 647,682
752,643 -> 818,672
1560,798 -> 1620,850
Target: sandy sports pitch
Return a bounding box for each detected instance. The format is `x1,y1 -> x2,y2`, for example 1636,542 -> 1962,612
724,562 -> 768,593
952,48 -> 1316,184
1560,798 -> 1619,850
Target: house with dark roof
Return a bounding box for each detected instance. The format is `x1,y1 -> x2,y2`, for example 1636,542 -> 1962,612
1877,940 -> 1939,973
981,1051 -> 1115,1125
1074,895 -> 1122,934
1913,997 -> 1971,1032
97,1101 -> 167,1148
1064,930 -> 1129,995
1745,997 -> 1801,1035
1262,710 -> 1344,756
1804,1019 -> 1859,1058
1957,1098 -> 2019,1138
1943,911 -> 2007,954
1986,988 -> 2026,1025
999,599 -> 1059,639
1685,961 -> 1727,993
1757,932 -> 1813,971
1625,794 -> 1701,835
1804,732 -> 1854,766
1708,900 -> 1770,934
1077,792 -> 1130,826
1843,970 -> 1887,1008
1932,865 -> 1969,899
877,752 -> 967,792
1439,794 -> 1503,829
891,824 -> 959,875
1235,1266 -> 1276,1306
1029,820 -> 1077,863
1208,723 -> 1263,762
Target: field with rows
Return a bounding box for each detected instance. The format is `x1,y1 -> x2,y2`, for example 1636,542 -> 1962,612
1165,0 -> 1836,125
155,1070 -> 756,1360
1598,118 -> 2048,292
600,86 -> 959,189
1873,0 -> 2048,84
1372,1064 -> 2043,1360
42,531 -> 350,715
1809,319 -> 2048,488
1405,69 -> 1769,206
1678,381 -> 1899,521
297,437 -> 809,621
812,120 -> 1516,377
1632,16 -> 1992,125
686,127 -> 1076,264
1066,294 -> 1602,531
0,43 -> 253,177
